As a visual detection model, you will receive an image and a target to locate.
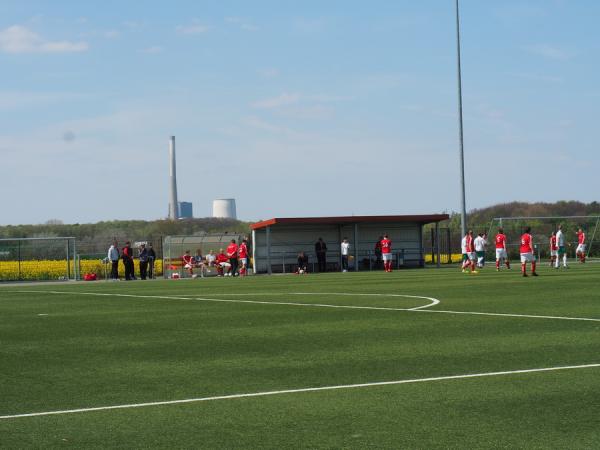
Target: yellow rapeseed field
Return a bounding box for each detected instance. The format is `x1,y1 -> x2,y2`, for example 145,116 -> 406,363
0,259 -> 163,281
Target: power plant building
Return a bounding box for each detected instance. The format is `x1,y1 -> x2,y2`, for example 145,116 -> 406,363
212,199 -> 237,219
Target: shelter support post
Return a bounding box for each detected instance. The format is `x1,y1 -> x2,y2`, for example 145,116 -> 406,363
266,226 -> 272,275
435,222 -> 441,268
353,223 -> 359,272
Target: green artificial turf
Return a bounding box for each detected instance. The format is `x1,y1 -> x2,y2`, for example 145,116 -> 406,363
1,264 -> 599,448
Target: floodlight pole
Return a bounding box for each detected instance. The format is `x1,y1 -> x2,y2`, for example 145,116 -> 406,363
455,0 -> 468,237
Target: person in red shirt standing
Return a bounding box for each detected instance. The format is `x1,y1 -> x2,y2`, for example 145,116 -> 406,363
520,226 -> 538,277
226,239 -> 239,276
238,239 -> 249,276
549,231 -> 558,267
380,234 -> 393,272
122,241 -> 135,280
495,228 -> 510,271
576,228 -> 586,263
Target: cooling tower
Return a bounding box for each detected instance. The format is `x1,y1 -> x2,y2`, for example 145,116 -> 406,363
168,136 -> 179,220
212,199 -> 237,219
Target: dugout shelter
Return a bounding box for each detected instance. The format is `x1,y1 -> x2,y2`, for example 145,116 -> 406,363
251,214 -> 449,274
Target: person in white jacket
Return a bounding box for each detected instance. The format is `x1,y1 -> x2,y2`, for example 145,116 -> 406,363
107,241 -> 120,280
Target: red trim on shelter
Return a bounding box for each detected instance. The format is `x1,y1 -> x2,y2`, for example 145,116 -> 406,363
251,214 -> 449,230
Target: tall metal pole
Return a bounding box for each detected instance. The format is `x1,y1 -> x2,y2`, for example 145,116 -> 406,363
169,136 -> 179,220
455,0 -> 467,237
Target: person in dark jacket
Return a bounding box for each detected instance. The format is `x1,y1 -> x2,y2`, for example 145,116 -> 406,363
147,243 -> 156,279
122,241 -> 135,280
315,237 -> 327,272
297,251 -> 309,274
138,243 -> 149,280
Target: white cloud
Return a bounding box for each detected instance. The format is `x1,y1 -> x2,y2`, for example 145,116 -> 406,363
103,30 -> 120,39
141,45 -> 164,54
176,21 -> 210,35
523,44 -> 573,60
257,68 -> 280,78
252,92 -> 301,109
225,17 -> 259,31
0,25 -> 88,54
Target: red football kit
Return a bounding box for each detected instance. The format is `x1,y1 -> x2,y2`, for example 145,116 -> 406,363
578,231 -> 586,244
381,238 -> 392,254
216,253 -> 229,264
465,235 -> 475,253
227,243 -> 238,259
520,233 -> 533,254
495,233 -> 506,249
550,236 -> 558,251
182,254 -> 194,265
238,243 -> 248,259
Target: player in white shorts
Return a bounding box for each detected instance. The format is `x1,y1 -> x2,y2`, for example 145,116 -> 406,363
576,228 -> 586,263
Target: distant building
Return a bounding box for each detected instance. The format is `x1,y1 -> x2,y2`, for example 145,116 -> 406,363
178,201 -> 193,219
212,199 -> 237,219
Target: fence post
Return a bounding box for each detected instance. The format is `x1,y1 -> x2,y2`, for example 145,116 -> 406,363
18,240 -> 21,281
447,228 -> 452,264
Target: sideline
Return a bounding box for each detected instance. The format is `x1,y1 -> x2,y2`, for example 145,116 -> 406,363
2,363 -> 599,420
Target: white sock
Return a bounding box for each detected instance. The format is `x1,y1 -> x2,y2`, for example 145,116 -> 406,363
563,255 -> 567,267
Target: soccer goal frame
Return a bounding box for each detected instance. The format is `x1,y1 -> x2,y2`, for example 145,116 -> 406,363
0,236 -> 78,282
487,216 -> 600,259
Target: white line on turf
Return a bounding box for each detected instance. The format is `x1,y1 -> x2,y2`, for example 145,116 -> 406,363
1,363 -> 599,420
16,290 -> 600,323
184,292 -> 440,310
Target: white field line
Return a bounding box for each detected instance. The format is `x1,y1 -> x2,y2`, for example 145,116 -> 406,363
180,292 -> 440,310
1,363 -> 599,420
16,290 -> 600,323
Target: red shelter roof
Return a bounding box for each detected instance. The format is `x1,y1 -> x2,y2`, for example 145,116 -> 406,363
251,214 -> 449,230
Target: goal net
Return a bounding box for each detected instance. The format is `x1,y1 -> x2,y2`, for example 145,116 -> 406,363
0,237 -> 77,282
486,216 -> 599,262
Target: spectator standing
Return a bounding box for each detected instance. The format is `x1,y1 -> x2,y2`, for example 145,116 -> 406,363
147,243 -> 156,279
227,239 -> 239,276
374,236 -> 383,270
341,238 -> 350,272
315,238 -> 327,272
138,243 -> 149,280
122,241 -> 135,280
108,241 -> 120,280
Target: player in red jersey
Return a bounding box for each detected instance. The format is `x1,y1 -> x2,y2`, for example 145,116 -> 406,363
494,227 -> 510,271
576,228 -> 586,263
215,249 -> 231,276
238,239 -> 249,276
182,250 -> 196,277
380,234 -> 392,272
226,239 -> 239,276
519,226 -> 538,277
461,230 -> 477,273
549,231 -> 558,267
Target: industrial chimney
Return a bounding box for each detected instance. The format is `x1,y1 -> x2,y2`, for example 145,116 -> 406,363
168,136 -> 179,220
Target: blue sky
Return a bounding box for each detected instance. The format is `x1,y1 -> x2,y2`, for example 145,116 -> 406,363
1,0 -> 598,224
